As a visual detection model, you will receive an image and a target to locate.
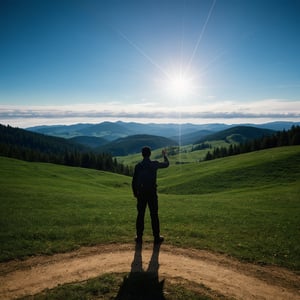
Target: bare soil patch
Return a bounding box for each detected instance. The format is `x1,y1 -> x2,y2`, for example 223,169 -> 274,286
0,243 -> 299,300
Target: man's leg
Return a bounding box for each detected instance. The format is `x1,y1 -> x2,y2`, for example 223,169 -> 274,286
136,196 -> 147,241
148,193 -> 160,239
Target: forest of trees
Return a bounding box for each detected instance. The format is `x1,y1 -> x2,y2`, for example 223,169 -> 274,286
204,125 -> 300,161
191,142 -> 211,151
2,123 -> 300,173
0,124 -> 132,176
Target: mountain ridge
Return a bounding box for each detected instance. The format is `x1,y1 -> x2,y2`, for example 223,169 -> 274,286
27,120 -> 300,142
2,122 -> 300,158
97,134 -> 177,156
196,125 -> 275,144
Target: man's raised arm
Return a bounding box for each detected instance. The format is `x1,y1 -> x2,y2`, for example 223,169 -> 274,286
158,149 -> 169,168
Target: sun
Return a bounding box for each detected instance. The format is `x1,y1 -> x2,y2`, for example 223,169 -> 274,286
164,71 -> 195,99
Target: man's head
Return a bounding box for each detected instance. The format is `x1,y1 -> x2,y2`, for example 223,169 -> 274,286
142,146 -> 151,158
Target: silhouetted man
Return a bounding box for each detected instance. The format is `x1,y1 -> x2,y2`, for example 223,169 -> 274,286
132,146 -> 169,244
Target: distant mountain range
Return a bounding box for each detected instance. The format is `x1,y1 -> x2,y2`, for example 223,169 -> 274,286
27,121 -> 218,141
1,121 -> 299,158
27,121 -> 299,146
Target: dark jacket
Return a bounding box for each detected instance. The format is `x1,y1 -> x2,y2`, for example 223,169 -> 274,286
132,156 -> 169,197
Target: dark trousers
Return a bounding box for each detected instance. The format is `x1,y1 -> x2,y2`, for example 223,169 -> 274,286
136,191 -> 160,238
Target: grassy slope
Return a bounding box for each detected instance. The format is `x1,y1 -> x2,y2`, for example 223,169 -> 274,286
158,146 -> 300,269
158,145 -> 300,194
1,146 -> 300,270
116,140 -> 230,165
0,158 -> 133,259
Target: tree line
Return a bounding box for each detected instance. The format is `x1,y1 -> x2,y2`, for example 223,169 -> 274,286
204,125 -> 300,161
0,124 -> 133,175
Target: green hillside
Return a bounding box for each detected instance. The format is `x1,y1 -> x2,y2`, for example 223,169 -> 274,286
116,140 -> 231,166
1,146 -> 299,270
158,145 -> 300,194
69,135 -> 108,148
0,157 -> 133,261
196,125 -> 274,143
98,134 -> 177,156
0,123 -> 88,154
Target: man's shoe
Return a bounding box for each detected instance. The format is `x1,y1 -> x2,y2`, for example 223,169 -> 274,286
154,236 -> 164,244
135,236 -> 143,243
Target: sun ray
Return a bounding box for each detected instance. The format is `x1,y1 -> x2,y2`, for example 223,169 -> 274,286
185,0 -> 217,75
117,1 -> 217,105
117,30 -> 169,78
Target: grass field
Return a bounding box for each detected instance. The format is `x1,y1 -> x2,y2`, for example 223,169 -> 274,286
1,146 -> 300,270
117,140 -> 229,165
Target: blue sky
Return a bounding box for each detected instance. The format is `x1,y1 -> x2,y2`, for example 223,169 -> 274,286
0,0 -> 299,127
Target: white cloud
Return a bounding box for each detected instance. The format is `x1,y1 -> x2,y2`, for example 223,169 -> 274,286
0,99 -> 299,127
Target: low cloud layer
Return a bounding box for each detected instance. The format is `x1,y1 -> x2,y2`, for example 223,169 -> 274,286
1,99 -> 299,127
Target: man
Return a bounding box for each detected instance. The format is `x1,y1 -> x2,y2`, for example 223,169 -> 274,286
132,146 -> 169,244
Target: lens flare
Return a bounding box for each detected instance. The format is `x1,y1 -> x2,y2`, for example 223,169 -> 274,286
165,72 -> 195,98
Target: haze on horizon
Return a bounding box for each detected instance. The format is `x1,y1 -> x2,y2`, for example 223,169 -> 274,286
0,0 -> 299,128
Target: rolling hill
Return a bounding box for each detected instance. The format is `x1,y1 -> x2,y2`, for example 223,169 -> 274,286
69,136 -> 108,148
195,125 -> 275,144
25,123 -> 92,138
77,121 -> 134,141
172,129 -> 213,145
1,145 -> 299,269
0,124 -> 88,155
158,145 -> 300,195
3,123 -> 299,160
97,134 -> 178,156
0,124 -> 127,174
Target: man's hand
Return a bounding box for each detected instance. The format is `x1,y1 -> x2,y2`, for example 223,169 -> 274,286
162,149 -> 167,157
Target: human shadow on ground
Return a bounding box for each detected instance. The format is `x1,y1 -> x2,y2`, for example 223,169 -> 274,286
115,243 -> 165,300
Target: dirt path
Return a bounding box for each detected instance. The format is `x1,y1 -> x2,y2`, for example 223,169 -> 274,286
0,243 -> 299,300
